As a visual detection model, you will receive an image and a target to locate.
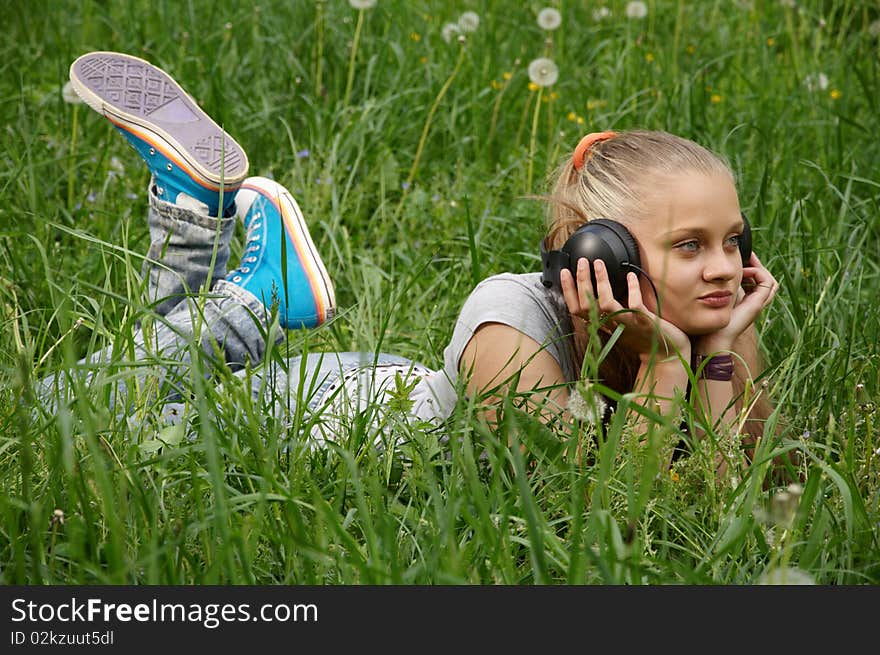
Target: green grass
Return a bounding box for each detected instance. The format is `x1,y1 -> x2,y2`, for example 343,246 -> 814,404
1,0 -> 879,584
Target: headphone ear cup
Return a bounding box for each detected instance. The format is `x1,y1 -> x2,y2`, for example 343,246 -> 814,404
739,212 -> 752,267
562,219 -> 641,305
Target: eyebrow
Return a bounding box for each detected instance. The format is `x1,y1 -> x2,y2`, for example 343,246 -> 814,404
661,221 -> 744,239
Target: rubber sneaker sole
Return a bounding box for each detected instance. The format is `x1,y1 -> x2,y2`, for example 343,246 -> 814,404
69,51 -> 249,191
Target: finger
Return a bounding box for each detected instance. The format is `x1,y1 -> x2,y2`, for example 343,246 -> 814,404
592,259 -> 622,315
625,271 -> 645,312
575,257 -> 596,307
559,268 -> 583,315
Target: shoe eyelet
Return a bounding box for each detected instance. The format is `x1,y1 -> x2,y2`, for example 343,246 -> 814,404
149,148 -> 156,156
232,275 -> 242,283
241,267 -> 250,273
157,187 -> 164,195
247,257 -> 257,263
166,163 -> 173,171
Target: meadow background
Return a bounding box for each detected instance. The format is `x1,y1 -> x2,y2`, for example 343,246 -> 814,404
1,0 -> 878,584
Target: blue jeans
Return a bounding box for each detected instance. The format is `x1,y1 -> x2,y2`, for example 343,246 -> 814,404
39,183 -> 435,447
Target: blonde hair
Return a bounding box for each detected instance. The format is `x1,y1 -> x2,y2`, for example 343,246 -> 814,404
546,130 -> 773,446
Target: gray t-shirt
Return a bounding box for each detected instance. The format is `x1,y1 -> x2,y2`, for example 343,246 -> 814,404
410,272 -> 576,423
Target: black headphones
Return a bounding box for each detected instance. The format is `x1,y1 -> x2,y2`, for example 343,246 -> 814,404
540,213 -> 752,305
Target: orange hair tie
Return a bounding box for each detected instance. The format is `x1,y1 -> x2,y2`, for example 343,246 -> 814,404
572,131 -> 617,170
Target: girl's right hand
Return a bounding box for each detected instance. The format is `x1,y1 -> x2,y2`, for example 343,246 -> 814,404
560,258 -> 691,362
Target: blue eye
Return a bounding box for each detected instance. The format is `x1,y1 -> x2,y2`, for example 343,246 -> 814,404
675,240 -> 700,252
725,234 -> 742,248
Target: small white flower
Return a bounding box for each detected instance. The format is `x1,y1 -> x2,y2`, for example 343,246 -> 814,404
62,81 -> 83,104
537,7 -> 562,31
803,72 -> 829,92
625,1 -> 648,19
441,21 -> 460,43
458,11 -> 480,32
348,0 -> 377,9
870,20 -> 880,37
528,57 -> 559,87
592,7 -> 611,20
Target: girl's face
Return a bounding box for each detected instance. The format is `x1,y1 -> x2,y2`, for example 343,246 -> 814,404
628,170 -> 745,336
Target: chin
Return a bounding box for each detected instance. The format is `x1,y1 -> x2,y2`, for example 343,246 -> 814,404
681,312 -> 732,336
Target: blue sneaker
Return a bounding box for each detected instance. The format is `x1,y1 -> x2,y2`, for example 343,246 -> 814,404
227,177 -> 336,329
69,51 -> 248,216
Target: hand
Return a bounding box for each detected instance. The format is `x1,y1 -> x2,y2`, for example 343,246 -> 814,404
696,251 -> 779,353
560,258 -> 691,362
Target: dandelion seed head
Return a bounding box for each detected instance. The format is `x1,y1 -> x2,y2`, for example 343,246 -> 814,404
626,1 -> 648,19
441,22 -> 460,43
62,81 -> 83,105
592,7 -> 611,20
804,72 -> 829,92
537,7 -> 562,31
348,0 -> 377,9
528,57 -> 559,87
566,384 -> 607,424
758,566 -> 815,585
458,11 -> 480,32
50,508 -> 65,526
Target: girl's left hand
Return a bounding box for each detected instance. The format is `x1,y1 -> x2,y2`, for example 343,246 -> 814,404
697,252 -> 779,352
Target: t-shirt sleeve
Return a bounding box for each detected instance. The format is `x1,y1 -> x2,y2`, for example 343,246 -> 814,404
442,273 -> 575,384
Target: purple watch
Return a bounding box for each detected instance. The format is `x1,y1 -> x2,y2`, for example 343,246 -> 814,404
693,353 -> 735,381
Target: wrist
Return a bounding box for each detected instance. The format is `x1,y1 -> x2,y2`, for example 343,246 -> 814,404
693,335 -> 735,354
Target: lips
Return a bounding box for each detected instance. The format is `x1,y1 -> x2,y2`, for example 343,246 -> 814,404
697,291 -> 732,308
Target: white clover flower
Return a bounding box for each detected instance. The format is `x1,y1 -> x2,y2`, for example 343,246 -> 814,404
528,57 -> 559,87
566,384 -> 607,424
625,1 -> 648,19
458,11 -> 480,32
537,7 -> 562,31
803,72 -> 829,92
757,566 -> 815,585
348,0 -> 377,9
62,81 -> 83,104
592,7 -> 611,20
441,22 -> 461,43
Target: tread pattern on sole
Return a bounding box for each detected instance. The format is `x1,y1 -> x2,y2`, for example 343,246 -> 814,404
74,54 -> 246,179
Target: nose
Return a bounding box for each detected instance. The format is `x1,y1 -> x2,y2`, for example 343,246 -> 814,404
702,247 -> 739,282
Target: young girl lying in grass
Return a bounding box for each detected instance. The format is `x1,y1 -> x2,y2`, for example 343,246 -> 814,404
50,51 -> 782,479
